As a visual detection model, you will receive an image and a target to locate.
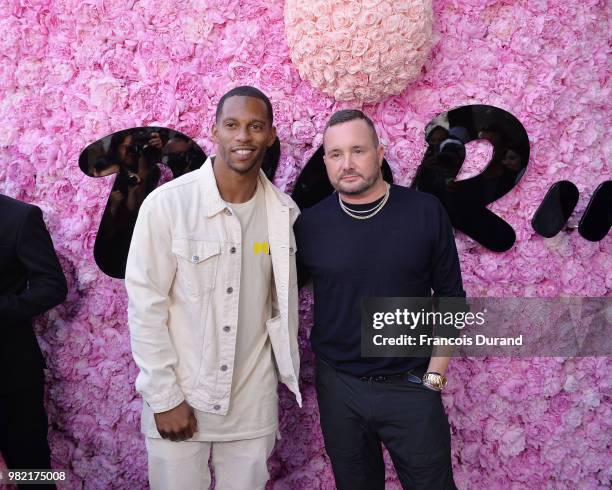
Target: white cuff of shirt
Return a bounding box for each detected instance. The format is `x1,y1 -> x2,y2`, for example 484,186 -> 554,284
143,386 -> 185,413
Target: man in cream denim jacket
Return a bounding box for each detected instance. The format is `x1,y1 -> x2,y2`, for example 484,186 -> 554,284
125,86 -> 301,490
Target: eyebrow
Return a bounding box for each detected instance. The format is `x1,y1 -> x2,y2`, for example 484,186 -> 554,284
222,117 -> 267,124
326,145 -> 365,152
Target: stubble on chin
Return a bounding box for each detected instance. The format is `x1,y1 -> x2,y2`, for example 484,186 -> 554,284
334,174 -> 377,195
336,182 -> 366,195
227,161 -> 256,175
226,155 -> 263,175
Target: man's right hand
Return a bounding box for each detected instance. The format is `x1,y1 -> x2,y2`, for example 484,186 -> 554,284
153,400 -> 198,441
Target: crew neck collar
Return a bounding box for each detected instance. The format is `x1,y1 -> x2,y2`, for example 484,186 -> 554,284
339,187 -> 390,210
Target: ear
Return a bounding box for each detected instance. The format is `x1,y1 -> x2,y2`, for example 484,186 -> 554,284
267,125 -> 277,147
212,122 -> 219,143
377,144 -> 385,168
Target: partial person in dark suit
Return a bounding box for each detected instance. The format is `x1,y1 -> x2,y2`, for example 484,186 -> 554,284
0,194 -> 67,488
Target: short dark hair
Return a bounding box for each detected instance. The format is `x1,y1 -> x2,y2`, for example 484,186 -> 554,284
324,109 -> 379,147
215,85 -> 274,126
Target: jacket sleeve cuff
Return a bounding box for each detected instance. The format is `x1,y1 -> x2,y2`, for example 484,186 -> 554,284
142,386 -> 185,413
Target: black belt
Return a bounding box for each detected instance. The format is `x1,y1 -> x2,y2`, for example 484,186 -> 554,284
359,366 -> 427,385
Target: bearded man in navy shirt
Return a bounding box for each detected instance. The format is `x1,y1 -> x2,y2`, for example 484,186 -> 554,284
294,110 -> 465,490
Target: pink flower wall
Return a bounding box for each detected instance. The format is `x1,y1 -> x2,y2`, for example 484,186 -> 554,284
0,0 -> 610,488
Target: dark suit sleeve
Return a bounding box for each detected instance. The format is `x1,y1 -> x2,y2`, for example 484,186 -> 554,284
293,215 -> 311,289
430,199 -> 467,338
296,250 -> 311,289
0,206 -> 68,322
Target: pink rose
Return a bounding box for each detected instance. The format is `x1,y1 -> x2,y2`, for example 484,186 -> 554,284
311,53 -> 327,71
361,47 -> 380,67
297,19 -> 316,38
326,30 -> 351,51
314,47 -> 335,66
300,36 -> 317,55
322,66 -> 335,83
315,15 -> 330,31
345,3 -> 361,17
405,1 -> 426,21
386,45 -> 407,67
375,1 -> 393,20
333,85 -> 355,102
331,10 -> 350,30
309,1 -> 331,15
359,10 -> 381,28
291,119 -> 316,143
384,14 -> 403,33
350,38 -> 370,58
405,27 -> 429,50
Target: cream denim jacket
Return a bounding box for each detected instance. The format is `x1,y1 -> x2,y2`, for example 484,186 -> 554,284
125,158 -> 302,414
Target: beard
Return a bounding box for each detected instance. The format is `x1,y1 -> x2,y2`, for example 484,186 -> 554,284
332,170 -> 380,195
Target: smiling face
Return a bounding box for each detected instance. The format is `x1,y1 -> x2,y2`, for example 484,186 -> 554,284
212,95 -> 276,176
323,118 -> 384,196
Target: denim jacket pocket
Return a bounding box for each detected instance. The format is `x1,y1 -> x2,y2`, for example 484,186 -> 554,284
172,239 -> 221,297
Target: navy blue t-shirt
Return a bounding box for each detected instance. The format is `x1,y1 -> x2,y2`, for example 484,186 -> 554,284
294,184 -> 466,377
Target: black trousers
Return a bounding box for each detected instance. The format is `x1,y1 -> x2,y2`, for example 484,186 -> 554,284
0,383 -> 55,490
315,359 -> 457,490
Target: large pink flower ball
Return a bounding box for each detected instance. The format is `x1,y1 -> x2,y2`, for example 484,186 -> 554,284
284,0 -> 434,103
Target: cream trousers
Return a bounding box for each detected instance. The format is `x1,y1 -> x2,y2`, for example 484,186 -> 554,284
146,433 -> 276,490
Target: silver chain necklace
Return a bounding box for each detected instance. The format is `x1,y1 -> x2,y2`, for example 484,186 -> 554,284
338,183 -> 391,220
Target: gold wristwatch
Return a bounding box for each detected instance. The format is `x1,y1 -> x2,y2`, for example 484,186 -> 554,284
422,372 -> 448,391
